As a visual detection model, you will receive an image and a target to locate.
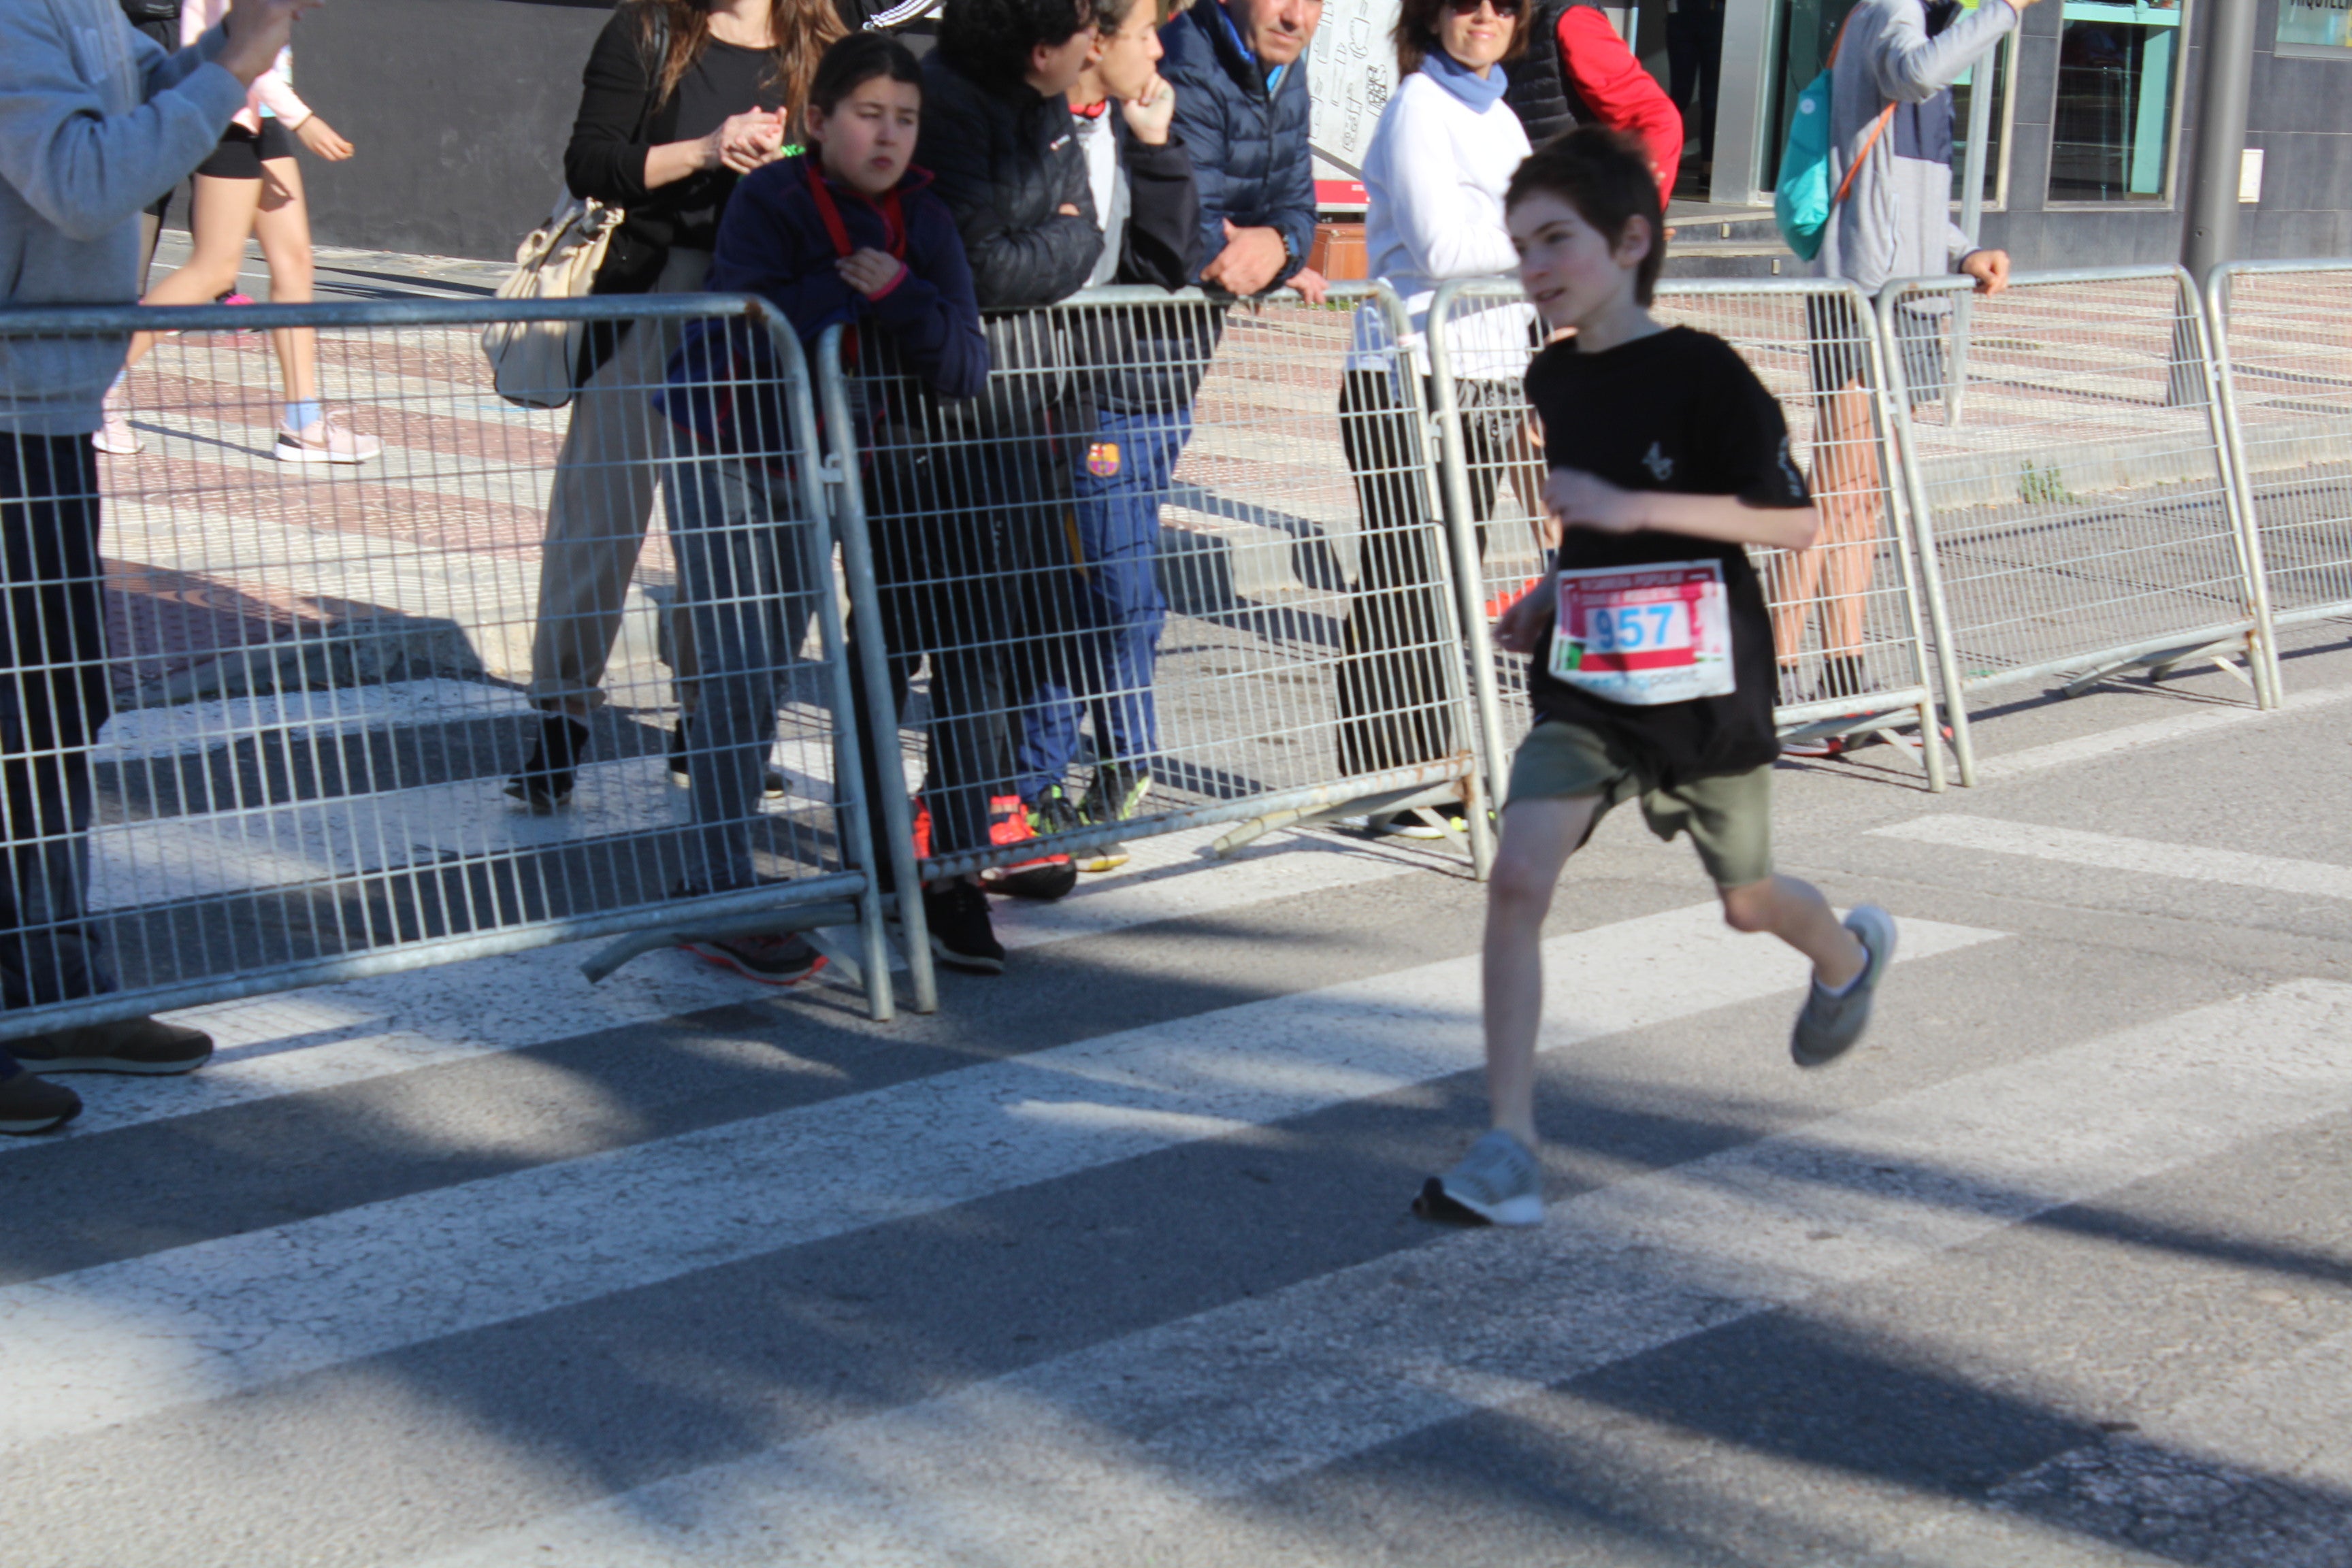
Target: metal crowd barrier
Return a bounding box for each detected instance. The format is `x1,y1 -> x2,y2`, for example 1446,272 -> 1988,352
5,261 -> 2346,1041
0,293 -> 898,1041
1426,276 -> 1953,810
2206,259 -> 2349,680
815,278 -> 1491,1010
1878,265 -> 2279,785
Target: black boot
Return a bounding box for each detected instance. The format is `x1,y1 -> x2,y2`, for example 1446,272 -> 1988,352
505,714 -> 591,811
669,715 -> 789,798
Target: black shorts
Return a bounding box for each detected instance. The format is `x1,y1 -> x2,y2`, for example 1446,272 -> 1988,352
1805,293 -> 1949,406
195,117 -> 295,180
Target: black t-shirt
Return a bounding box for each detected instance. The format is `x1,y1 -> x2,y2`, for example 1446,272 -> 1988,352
1523,325 -> 1811,786
667,41 -> 786,252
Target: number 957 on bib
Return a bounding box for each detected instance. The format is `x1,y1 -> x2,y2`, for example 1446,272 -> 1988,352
1548,561 -> 1736,706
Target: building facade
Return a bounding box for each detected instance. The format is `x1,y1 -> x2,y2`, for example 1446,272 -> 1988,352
296,0 -> 2349,267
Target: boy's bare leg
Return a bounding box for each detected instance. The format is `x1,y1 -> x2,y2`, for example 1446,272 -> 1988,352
1718,873 -> 1866,987
1482,794 -> 1600,1146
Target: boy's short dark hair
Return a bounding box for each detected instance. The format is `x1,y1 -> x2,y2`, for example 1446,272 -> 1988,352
808,32 -> 924,118
1506,127 -> 1667,306
938,0 -> 1092,88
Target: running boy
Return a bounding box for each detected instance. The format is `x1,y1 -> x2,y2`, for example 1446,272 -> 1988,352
658,31 -> 988,985
1417,127 -> 1895,1228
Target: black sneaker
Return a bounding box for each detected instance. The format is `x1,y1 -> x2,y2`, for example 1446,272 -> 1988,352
506,715 -> 590,812
679,932 -> 828,987
10,1015 -> 213,1075
922,881 -> 1004,975
669,719 -> 787,798
0,1062 -> 80,1134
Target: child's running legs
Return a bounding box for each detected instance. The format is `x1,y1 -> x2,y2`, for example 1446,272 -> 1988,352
1718,874 -> 1863,988
1480,794 -> 1599,1149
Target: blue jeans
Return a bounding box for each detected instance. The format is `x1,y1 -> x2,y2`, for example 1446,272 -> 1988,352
663,453 -> 823,894
1015,408 -> 1188,800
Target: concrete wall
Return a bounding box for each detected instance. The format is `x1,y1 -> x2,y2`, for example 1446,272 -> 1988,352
295,0 -> 608,261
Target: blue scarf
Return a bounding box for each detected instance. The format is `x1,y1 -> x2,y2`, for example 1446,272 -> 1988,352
1423,46 -> 1508,112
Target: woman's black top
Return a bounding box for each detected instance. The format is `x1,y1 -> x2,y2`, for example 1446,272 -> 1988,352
564,12 -> 787,293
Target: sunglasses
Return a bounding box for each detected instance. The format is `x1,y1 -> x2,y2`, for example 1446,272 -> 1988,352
1446,0 -> 1523,14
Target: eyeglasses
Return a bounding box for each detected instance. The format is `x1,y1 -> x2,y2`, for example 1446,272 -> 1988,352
1445,0 -> 1522,14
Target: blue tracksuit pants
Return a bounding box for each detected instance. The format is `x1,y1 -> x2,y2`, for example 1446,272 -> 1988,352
1015,408 -> 1188,800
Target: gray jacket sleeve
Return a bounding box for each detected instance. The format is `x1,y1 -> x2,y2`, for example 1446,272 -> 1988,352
0,4 -> 246,241
1869,0 -> 2019,102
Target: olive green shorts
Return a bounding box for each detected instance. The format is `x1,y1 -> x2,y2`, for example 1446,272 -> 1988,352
1506,720 -> 1775,889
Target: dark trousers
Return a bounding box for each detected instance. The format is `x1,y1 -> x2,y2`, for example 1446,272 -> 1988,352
846,429 -> 1073,879
0,434 -> 116,1030
1334,371 -> 1509,778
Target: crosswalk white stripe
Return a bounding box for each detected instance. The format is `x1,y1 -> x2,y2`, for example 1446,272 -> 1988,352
6,828 -> 1442,1152
0,905 -> 2000,1447
406,979 -> 2352,1568
1871,814 -> 2352,901
1970,685 -> 2352,782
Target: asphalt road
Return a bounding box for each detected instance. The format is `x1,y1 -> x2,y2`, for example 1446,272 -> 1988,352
3,626 -> 2350,1567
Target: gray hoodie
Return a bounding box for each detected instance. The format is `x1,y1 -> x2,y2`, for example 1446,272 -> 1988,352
0,0 -> 245,434
1812,0 -> 2017,297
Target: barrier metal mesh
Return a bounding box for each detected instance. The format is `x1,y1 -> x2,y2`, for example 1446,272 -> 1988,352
1426,277 -> 1946,802
819,280 -> 1487,909
1880,268 -> 2268,734
0,296 -> 891,1038
2210,261 -> 2352,638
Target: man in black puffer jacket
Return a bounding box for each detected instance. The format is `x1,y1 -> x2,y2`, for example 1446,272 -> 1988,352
886,0 -> 1102,922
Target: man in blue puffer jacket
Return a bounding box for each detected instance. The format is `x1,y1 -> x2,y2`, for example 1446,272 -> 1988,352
1160,0 -> 1324,304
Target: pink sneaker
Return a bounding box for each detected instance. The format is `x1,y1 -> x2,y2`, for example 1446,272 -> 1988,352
91,389 -> 143,455
275,411 -> 382,464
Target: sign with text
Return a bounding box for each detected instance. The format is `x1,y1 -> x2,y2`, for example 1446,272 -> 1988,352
1307,0 -> 1401,209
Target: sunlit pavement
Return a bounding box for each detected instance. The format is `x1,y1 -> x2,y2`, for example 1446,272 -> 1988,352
4,625 -> 2349,1566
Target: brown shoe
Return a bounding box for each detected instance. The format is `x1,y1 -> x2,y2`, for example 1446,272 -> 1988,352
10,1016 -> 214,1075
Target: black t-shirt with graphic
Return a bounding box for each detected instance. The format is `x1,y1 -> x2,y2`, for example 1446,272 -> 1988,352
1523,325 -> 1811,786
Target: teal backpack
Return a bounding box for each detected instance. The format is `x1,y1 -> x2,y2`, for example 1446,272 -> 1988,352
1774,12 -> 1894,263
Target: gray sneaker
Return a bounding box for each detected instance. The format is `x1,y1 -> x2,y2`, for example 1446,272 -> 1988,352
1414,1127 -> 1544,1226
1791,904 -> 1897,1068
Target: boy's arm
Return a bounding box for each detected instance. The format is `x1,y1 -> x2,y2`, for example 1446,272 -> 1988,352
922,114 -> 1101,308
1548,476 -> 1820,552
1115,127 -> 1203,289
866,210 -> 992,401
0,5 -> 247,240
703,183 -> 861,340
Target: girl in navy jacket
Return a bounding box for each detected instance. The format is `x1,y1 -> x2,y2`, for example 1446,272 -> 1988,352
657,32 -> 994,983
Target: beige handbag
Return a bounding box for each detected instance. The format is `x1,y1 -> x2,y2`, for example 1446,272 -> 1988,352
481,192 -> 625,410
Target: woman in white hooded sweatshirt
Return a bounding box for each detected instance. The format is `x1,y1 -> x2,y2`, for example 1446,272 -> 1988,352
95,0 -> 378,462
1333,0 -> 1535,834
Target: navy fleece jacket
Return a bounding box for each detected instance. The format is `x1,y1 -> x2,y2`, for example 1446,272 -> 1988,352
663,154 -> 990,459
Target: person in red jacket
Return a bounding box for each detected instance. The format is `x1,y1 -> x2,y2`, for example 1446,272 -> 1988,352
1502,0 -> 1680,204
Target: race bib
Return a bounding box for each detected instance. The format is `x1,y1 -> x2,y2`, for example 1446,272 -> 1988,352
1548,561 -> 1736,706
